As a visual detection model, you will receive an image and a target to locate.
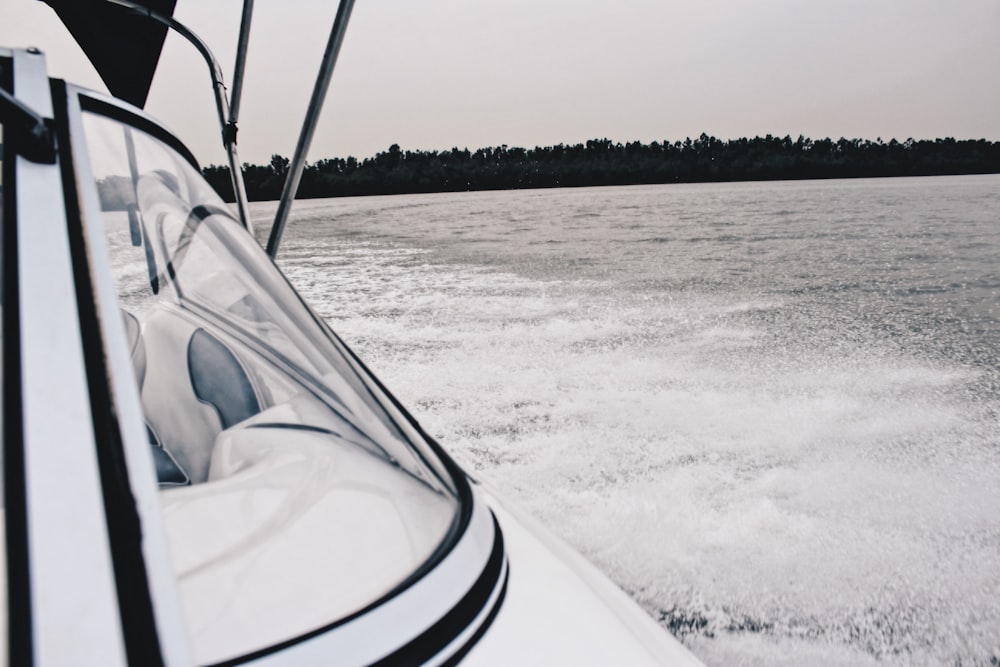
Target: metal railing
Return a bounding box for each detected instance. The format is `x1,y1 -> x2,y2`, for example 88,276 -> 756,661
266,0 -> 355,257
99,0 -> 357,257
102,0 -> 254,235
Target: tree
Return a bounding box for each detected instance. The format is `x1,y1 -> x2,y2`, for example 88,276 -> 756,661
269,154 -> 290,176
201,136 -> 1000,202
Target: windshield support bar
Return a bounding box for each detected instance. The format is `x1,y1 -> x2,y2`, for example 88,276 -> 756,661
102,0 -> 254,236
266,0 -> 355,258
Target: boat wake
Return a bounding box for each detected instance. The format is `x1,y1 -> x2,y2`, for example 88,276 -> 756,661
270,186 -> 1000,666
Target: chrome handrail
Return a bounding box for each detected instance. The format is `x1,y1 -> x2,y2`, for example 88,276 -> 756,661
101,0 -> 254,236
96,0 -> 358,258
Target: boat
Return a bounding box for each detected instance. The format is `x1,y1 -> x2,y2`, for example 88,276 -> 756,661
0,1 -> 704,664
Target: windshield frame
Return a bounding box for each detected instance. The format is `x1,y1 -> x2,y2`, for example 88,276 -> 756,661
66,84 -> 507,665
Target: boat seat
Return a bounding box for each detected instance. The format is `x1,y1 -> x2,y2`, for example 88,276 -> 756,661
187,327 -> 260,430
121,310 -> 190,486
137,304 -> 267,484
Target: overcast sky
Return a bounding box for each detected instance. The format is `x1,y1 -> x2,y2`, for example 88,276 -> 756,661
3,0 -> 999,166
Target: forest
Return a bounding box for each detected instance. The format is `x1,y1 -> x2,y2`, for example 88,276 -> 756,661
193,133 -> 1000,202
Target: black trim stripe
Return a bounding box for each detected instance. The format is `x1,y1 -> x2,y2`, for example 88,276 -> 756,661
78,92 -> 200,171
438,564 -> 509,667
2,53 -> 34,667
369,514 -> 507,667
51,78 -> 166,667
206,511 -> 506,667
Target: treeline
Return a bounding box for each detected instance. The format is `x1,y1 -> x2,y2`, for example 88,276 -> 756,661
202,134 -> 1000,202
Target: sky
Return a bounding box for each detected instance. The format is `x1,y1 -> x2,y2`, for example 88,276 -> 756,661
2,0 -> 999,167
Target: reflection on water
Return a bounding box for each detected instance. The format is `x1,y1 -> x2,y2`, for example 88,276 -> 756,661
260,175 -> 1000,666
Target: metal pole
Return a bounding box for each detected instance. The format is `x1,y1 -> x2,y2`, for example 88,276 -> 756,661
221,120 -> 253,235
221,0 -> 256,237
229,0 -> 254,126
266,0 -> 355,258
202,46 -> 253,237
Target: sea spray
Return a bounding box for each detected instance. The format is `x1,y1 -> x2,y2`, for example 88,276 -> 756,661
267,175 -> 1000,666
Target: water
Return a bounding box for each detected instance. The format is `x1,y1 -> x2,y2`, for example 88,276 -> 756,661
253,174 -> 1000,666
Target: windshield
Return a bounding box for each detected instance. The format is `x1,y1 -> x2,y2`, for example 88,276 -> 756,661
81,106 -> 459,664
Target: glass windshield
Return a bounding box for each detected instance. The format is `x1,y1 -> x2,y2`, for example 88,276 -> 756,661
82,107 -> 459,664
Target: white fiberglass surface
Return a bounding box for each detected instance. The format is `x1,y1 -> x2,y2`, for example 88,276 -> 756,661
81,109 -> 458,663
0,118 -> 6,667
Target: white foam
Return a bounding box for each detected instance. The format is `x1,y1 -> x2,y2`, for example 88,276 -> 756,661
276,228 -> 1000,666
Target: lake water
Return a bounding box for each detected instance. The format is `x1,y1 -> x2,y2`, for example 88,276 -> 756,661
253,174 -> 1000,666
